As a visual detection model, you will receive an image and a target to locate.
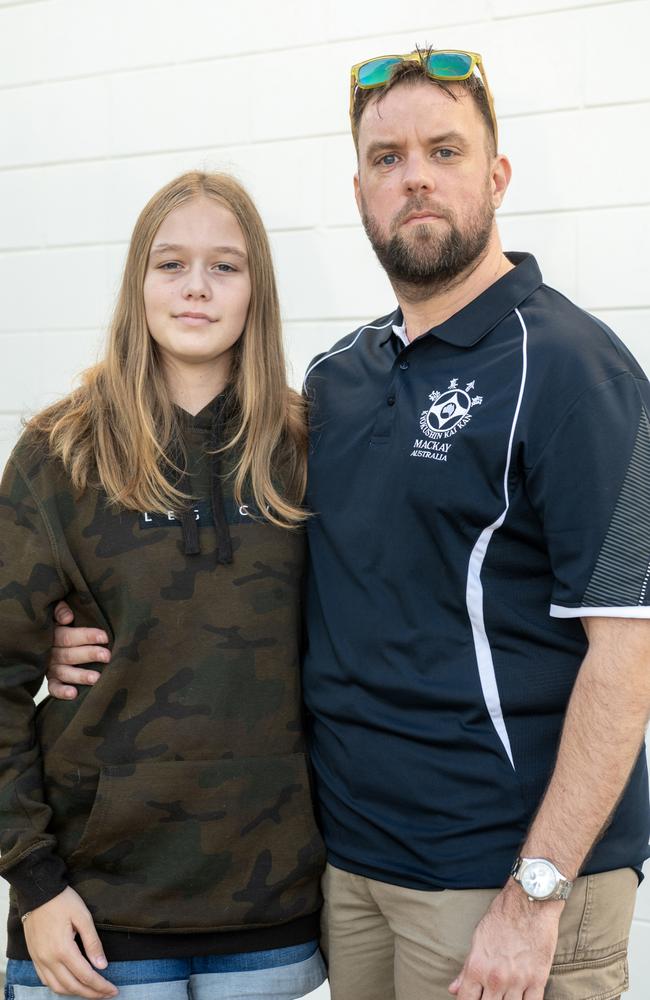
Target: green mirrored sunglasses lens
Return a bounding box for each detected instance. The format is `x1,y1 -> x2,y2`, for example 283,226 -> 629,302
358,57 -> 402,87
427,51 -> 473,78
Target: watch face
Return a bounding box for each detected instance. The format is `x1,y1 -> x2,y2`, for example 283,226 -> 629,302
520,861 -> 557,899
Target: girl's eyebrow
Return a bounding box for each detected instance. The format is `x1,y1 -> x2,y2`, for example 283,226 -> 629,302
150,242 -> 248,260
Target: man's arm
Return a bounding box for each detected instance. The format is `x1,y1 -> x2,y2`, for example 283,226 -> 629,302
451,616 -> 650,1000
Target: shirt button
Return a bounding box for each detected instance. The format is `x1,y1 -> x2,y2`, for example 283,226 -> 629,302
387,396 -> 396,406
399,360 -> 409,370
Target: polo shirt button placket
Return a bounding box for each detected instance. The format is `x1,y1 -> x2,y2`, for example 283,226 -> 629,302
399,360 -> 409,370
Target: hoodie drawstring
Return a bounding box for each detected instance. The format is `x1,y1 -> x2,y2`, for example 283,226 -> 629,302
179,494 -> 201,556
177,400 -> 233,565
209,411 -> 233,565
172,435 -> 201,557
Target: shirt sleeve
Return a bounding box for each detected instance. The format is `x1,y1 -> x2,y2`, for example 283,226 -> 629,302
524,371 -> 650,619
0,454 -> 70,913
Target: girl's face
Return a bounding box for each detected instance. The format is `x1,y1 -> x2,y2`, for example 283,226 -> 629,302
143,196 -> 252,382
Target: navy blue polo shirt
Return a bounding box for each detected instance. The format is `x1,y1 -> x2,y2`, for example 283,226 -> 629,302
303,252 -> 650,891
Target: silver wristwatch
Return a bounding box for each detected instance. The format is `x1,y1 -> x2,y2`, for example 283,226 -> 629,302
511,856 -> 573,901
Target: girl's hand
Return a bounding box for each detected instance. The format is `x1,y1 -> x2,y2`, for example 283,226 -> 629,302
23,887 -> 117,999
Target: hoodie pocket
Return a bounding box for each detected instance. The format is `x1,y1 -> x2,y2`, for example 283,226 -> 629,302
66,754 -> 325,932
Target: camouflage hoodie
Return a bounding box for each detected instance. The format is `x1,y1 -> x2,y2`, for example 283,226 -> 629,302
0,396 -> 325,959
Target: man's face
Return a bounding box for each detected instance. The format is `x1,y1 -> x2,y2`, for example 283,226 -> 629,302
354,80 -> 510,293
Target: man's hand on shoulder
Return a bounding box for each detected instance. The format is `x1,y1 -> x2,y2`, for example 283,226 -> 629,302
47,601 -> 110,699
449,880 -> 562,1000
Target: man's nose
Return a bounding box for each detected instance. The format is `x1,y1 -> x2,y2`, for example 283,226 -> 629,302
403,155 -> 436,194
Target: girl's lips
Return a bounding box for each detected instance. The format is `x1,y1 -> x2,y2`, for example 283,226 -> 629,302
175,314 -> 213,325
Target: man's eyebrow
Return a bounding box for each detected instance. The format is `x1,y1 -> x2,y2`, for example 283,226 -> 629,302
365,131 -> 468,160
150,243 -> 248,260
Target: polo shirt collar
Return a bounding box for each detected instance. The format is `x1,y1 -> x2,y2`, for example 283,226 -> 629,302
384,252 -> 543,349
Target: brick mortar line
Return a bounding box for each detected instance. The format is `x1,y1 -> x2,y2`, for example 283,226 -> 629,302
0,0 -> 642,78
1,202 -> 650,257
0,19 -> 494,92
0,1 -> 644,94
0,96 -> 650,174
0,98 -> 649,175
1,306 -> 648,329
0,306 -> 647,342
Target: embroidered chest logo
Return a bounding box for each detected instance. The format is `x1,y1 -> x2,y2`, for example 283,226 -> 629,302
411,379 -> 483,462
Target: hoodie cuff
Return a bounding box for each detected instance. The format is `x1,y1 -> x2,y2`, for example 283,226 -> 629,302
4,847 -> 69,917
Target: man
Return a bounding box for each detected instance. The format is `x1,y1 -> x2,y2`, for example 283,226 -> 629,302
47,48 -> 650,1000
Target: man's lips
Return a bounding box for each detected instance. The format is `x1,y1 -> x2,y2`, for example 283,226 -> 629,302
402,211 -> 444,226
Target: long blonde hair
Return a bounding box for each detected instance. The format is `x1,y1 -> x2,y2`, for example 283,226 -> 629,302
29,171 -> 308,527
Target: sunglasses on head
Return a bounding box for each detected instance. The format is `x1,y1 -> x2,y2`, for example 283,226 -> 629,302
349,49 -> 498,147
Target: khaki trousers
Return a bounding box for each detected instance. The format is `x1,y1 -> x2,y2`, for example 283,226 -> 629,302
321,863 -> 637,1000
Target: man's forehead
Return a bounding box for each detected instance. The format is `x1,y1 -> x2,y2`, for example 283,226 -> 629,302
358,80 -> 475,143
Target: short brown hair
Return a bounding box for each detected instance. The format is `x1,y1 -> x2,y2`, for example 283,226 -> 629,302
351,48 -> 497,155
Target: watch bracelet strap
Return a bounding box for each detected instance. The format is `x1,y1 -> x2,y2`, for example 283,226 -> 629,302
511,856 -> 573,900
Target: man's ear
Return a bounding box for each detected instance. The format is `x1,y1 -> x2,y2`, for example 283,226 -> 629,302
354,172 -> 362,215
491,154 -> 512,210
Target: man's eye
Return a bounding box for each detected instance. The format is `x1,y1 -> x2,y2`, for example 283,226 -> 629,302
436,148 -> 456,159
379,154 -> 398,166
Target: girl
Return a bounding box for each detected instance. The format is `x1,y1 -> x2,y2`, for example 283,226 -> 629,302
0,172 -> 326,1000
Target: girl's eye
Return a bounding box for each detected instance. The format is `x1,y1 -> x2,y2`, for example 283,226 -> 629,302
157,262 -> 236,273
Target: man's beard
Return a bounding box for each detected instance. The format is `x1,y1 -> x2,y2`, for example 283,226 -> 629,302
361,190 -> 494,301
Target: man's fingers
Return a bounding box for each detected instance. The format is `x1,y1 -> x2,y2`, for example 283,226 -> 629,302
51,643 -> 109,667
53,626 -> 110,650
53,600 -> 75,625
448,971 -> 462,995
47,658 -> 103,700
49,662 -> 102,685
458,985 -> 484,1000
457,984 -> 484,1000
456,971 -> 486,1000
47,677 -> 79,700
482,987 -> 509,1000
521,985 -> 544,1000
481,969 -> 509,1000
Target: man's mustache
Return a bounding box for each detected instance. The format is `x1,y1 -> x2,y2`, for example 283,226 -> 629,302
392,198 -> 453,230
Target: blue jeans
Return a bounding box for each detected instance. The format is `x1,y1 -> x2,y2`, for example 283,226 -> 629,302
5,942 -> 326,999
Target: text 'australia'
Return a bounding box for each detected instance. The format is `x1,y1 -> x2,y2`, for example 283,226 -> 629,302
410,439 -> 451,461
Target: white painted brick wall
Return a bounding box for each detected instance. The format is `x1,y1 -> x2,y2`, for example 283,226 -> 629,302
1,2 -> 648,996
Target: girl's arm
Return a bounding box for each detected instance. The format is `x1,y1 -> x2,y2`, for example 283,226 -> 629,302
0,453 -> 114,998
